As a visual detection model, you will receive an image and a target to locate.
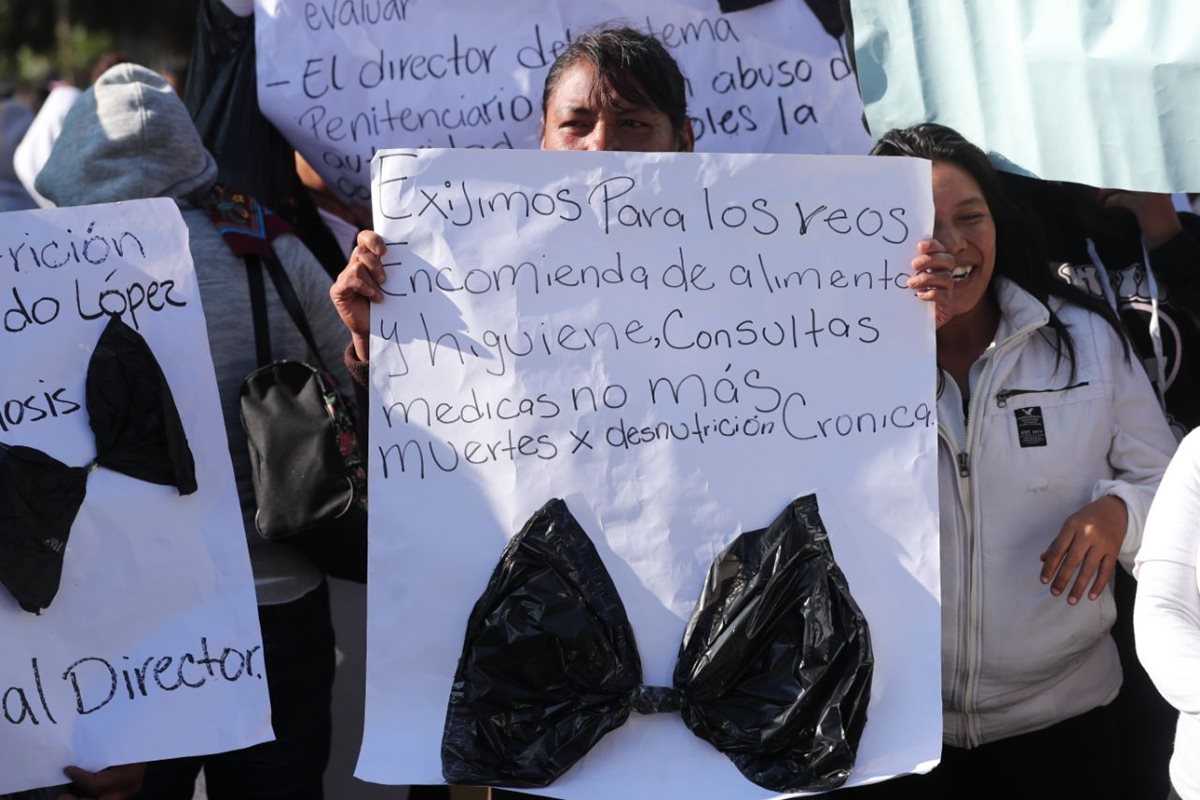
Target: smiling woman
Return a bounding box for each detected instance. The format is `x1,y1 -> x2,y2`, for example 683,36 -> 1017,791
834,123 -> 1180,800
929,160 -> 996,327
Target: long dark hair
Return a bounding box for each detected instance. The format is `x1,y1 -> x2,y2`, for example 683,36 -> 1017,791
871,123 -> 1129,375
541,26 -> 690,139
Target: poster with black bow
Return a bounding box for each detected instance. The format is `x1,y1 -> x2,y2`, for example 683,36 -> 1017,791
0,199 -> 271,794
360,150 -> 941,797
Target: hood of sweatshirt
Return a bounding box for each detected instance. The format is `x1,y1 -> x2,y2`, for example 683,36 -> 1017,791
36,63 -> 216,207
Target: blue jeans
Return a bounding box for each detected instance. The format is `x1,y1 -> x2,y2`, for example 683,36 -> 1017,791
135,581 -> 336,800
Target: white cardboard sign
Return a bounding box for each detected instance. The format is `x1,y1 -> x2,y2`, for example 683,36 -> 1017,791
255,0 -> 873,206
361,149 -> 942,798
0,199 -> 271,794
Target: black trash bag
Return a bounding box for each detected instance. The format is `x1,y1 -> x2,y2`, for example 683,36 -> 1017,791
716,0 -> 844,39
0,318 -> 198,614
87,316 -> 197,495
442,498 -> 643,787
442,495 -> 872,792
0,443 -> 88,614
718,0 -> 775,12
676,494 -> 873,792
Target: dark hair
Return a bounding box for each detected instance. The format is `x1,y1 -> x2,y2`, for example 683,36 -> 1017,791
871,123 -> 1128,376
541,26 -> 689,135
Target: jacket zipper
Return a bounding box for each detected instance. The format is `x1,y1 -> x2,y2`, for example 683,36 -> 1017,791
994,381 -> 1090,408
955,315 -> 1046,747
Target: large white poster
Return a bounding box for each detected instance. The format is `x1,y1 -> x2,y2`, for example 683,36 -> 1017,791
255,0 -> 873,205
361,149 -> 941,798
0,199 -> 271,794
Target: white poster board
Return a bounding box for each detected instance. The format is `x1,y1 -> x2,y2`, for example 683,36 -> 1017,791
255,0 -> 873,205
361,149 -> 941,798
0,199 -> 271,794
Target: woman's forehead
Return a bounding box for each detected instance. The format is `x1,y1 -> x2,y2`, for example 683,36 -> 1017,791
547,61 -> 647,115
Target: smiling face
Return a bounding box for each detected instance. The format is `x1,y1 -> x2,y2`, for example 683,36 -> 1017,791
932,160 -> 997,325
539,60 -> 694,153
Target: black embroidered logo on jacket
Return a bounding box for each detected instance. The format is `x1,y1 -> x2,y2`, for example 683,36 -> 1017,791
1015,406 -> 1047,448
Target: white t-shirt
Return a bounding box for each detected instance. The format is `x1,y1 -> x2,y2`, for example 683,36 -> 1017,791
13,84 -> 81,207
1135,429 -> 1200,799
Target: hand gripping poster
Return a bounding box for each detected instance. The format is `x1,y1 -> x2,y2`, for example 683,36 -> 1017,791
0,199 -> 271,794
359,149 -> 942,798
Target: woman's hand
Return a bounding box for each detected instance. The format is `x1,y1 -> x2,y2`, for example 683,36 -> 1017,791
57,763 -> 145,800
1098,189 -> 1182,249
1040,495 -> 1128,604
909,238 -> 957,328
330,229 -> 389,362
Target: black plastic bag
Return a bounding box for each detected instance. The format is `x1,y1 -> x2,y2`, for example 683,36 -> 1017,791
88,317 -> 197,494
442,498 -> 641,787
0,317 -> 198,614
0,444 -> 87,613
676,494 -> 873,791
442,495 -> 872,792
716,0 -> 846,40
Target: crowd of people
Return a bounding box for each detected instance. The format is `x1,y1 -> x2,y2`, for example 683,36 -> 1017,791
2,1 -> 1200,799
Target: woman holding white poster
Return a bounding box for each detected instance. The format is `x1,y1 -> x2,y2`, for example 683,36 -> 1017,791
839,123 -> 1178,799
331,26 -> 698,800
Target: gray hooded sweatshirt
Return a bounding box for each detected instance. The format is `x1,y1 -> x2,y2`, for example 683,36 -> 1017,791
37,64 -> 346,605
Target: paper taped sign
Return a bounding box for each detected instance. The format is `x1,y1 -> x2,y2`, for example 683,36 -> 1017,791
0,199 -> 271,794
255,0 -> 873,205
358,148 -> 942,798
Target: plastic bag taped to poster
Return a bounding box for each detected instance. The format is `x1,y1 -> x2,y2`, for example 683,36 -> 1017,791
0,317 -> 196,614
441,493 -> 873,792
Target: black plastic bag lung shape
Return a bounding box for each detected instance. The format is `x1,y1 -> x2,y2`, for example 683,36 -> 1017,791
0,444 -> 87,613
441,494 -> 872,792
442,498 -> 643,787
88,316 -> 197,495
0,317 -> 199,614
676,494 -> 873,792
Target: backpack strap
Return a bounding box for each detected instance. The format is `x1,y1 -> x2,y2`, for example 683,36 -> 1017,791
245,255 -> 272,369
260,253 -> 330,374
207,184 -> 328,373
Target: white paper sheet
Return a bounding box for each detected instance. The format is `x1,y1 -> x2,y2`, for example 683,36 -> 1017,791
0,199 -> 271,794
254,0 -> 873,205
360,149 -> 942,798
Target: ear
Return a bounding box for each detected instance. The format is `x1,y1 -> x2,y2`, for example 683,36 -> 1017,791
677,118 -> 696,153
539,116 -> 548,150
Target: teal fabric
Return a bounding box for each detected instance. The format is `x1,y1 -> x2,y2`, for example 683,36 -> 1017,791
850,0 -> 1200,192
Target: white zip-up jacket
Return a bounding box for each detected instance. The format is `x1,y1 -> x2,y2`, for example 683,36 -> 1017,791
937,278 -> 1177,747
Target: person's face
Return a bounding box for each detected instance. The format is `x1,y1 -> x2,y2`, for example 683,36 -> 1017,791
932,160 -> 997,322
539,60 -> 694,153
